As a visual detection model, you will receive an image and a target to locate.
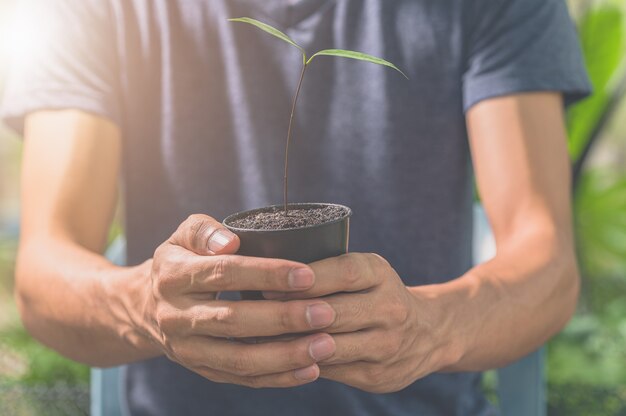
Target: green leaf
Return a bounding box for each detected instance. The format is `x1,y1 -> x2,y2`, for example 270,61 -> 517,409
307,49 -> 409,79
575,169 -> 626,283
567,5 -> 625,162
228,17 -> 306,59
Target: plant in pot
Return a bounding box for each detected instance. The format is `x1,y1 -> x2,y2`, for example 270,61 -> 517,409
223,18 -> 407,300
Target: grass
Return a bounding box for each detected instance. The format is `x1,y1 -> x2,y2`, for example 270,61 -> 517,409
0,236 -> 89,415
0,238 -> 89,386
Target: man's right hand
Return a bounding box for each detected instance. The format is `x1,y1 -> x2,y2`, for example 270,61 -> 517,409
136,214 -> 338,388
17,110 -> 335,386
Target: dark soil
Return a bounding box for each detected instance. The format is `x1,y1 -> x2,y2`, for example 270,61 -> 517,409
228,205 -> 348,230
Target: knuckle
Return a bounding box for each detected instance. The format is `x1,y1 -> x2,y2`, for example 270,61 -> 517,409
153,243 -> 168,262
368,253 -> 390,269
188,218 -> 207,248
186,214 -> 208,223
343,340 -> 362,359
387,302 -> 410,326
187,306 -> 204,334
365,253 -> 386,284
213,305 -> 236,325
278,303 -> 300,332
183,214 -> 214,251
154,312 -> 182,359
151,247 -> 168,282
344,298 -> 369,324
338,254 -> 361,287
209,257 -> 235,290
184,214 -> 212,232
154,268 -> 177,295
154,309 -> 168,330
155,308 -> 179,334
212,306 -> 243,338
153,253 -> 185,295
165,341 -> 192,368
286,344 -> 313,369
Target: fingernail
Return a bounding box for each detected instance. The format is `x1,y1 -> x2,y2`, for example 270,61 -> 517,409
294,364 -> 319,381
306,303 -> 335,328
208,229 -> 235,252
309,337 -> 335,361
288,268 -> 314,289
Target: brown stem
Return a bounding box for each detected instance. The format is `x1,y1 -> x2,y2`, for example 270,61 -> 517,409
284,62 -> 308,216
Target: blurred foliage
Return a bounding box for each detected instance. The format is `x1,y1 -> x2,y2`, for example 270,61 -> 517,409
575,171 -> 626,289
548,383 -> 626,416
567,4 -> 625,163
0,326 -> 89,386
550,300 -> 626,386
546,0 -> 626,413
0,238 -> 89,387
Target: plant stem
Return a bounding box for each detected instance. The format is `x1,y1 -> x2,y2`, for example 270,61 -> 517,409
284,62 -> 308,215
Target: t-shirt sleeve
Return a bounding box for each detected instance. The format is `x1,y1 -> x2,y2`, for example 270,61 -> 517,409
462,0 -> 592,112
0,0 -> 120,134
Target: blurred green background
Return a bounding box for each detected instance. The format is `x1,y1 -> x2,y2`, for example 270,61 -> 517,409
0,0 -> 625,415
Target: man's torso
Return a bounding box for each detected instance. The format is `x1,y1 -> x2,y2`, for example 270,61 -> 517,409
107,1 -> 481,414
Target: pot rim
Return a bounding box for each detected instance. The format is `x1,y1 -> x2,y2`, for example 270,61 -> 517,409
223,202 -> 352,233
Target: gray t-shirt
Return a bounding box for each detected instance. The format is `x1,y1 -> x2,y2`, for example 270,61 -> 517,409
1,0 -> 590,414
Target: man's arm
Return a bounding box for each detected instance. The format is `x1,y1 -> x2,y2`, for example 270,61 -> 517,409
267,92 -> 579,392
17,110 -> 160,365
435,91 -> 579,370
16,110 -> 338,387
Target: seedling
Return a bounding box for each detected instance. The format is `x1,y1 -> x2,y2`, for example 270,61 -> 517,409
228,17 -> 407,215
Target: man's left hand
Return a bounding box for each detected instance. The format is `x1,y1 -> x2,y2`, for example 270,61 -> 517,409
264,253 -> 448,393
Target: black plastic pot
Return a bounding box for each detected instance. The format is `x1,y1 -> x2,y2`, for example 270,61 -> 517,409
223,203 -> 352,300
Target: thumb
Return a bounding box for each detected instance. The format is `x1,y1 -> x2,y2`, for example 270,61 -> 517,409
169,214 -> 240,255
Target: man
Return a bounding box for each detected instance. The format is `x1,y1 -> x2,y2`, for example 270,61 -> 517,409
1,0 -> 590,414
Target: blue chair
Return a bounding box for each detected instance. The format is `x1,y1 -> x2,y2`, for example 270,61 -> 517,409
92,207 -> 546,416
